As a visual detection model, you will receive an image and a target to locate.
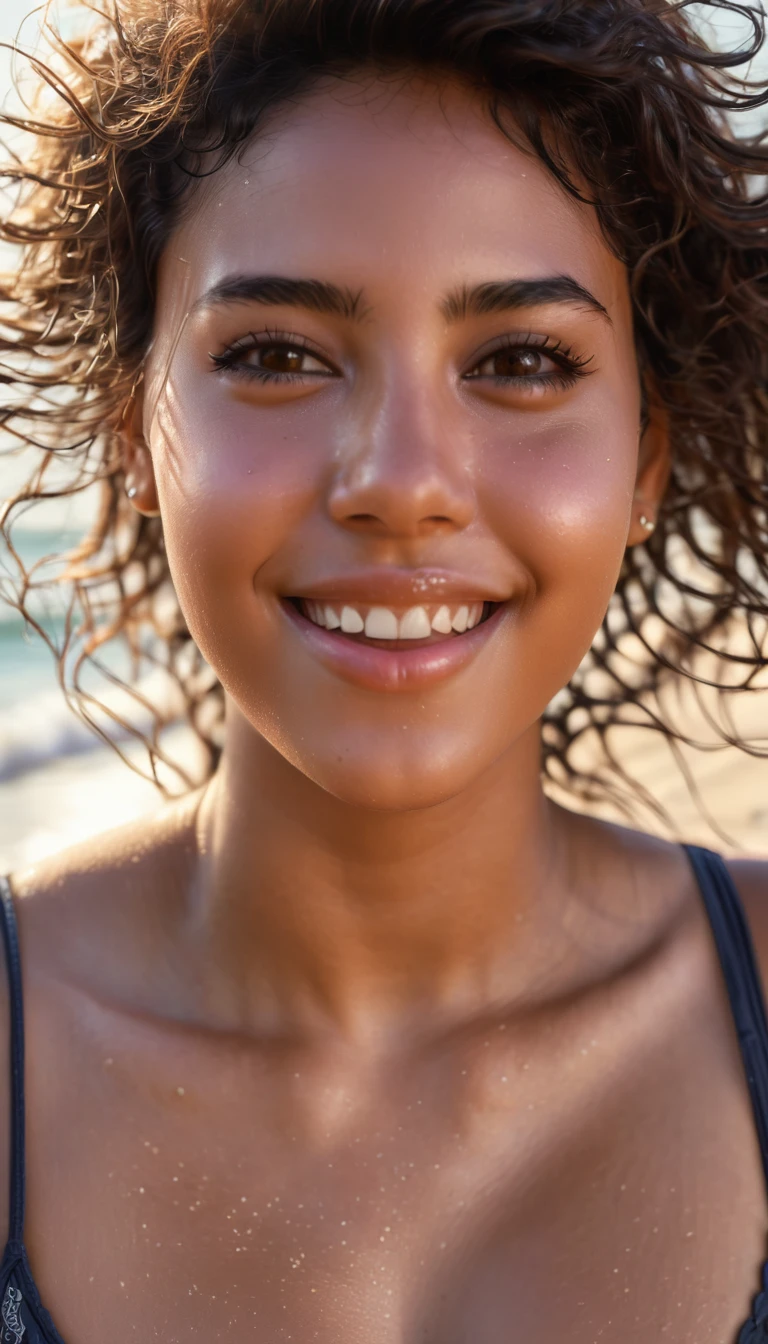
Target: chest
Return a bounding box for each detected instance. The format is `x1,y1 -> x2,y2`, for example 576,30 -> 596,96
14,982 -> 768,1344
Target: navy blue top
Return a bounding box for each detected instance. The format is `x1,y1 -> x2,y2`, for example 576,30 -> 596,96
0,846 -> 767,1341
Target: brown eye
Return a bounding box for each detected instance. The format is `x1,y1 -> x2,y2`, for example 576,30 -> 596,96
475,346 -> 554,379
498,348 -> 544,376
214,338 -> 333,381
258,345 -> 306,373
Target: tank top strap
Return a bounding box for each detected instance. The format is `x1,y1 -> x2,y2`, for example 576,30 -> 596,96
0,877 -> 25,1246
684,843 -> 768,1197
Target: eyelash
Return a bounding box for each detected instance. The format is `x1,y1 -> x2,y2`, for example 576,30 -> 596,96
468,332 -> 593,390
210,329 -> 327,384
208,327 -> 594,390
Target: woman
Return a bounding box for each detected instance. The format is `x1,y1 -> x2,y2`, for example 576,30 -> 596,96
0,0 -> 767,1339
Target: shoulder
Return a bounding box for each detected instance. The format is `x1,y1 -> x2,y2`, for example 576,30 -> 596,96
6,788 -> 203,994
0,793 -> 203,1248
9,785 -> 202,902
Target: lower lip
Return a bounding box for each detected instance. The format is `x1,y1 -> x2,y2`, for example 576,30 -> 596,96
281,601 -> 507,692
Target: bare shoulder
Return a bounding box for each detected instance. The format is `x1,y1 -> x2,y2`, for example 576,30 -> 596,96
6,788 -> 203,992
0,792 -> 203,1248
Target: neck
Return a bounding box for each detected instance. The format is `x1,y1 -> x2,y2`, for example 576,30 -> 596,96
187,709 -> 580,1044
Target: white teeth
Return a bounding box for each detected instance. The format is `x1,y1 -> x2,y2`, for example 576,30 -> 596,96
340,605 -> 365,634
365,607 -> 399,640
399,606 -> 431,639
431,605 -> 453,635
302,600 -> 488,636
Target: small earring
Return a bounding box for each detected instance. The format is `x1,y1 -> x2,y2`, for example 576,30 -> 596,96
126,484 -> 138,500
639,513 -> 655,532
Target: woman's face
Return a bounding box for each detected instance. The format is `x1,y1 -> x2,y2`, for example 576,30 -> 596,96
138,70 -> 660,810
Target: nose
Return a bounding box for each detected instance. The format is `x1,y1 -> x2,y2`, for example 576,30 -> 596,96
326,385 -> 475,539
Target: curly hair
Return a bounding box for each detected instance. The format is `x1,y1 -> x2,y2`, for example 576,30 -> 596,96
1,0 -> 767,825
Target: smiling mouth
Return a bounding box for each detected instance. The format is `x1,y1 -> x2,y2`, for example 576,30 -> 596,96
288,599 -> 498,646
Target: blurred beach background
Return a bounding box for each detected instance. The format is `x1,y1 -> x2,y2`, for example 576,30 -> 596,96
0,0 -> 766,875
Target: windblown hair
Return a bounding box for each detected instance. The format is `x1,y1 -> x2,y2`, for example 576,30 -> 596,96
1,0 -> 767,823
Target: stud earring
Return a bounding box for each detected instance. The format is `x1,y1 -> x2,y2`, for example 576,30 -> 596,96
126,484 -> 138,500
639,513 -> 655,532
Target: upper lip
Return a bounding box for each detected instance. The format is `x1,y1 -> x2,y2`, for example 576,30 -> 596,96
284,569 -> 512,606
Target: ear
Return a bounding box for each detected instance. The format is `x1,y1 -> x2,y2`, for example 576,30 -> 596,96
120,383 -> 161,518
627,389 -> 670,547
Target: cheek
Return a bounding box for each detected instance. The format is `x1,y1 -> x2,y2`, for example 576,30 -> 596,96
148,385 -> 320,617
482,414 -> 636,609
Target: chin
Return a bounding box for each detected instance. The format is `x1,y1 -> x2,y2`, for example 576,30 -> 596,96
282,733 -> 500,813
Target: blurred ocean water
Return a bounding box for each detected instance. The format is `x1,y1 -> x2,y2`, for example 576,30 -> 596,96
0,524 -> 173,872
0,524 -> 134,766
0,528 -> 73,707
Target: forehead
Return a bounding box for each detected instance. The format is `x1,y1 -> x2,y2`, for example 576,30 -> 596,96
161,69 -> 628,320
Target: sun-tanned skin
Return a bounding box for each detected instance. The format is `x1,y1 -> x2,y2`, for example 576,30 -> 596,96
4,71 -> 768,1343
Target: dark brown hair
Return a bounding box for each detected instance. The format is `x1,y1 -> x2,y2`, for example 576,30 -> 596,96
1,0 -> 767,825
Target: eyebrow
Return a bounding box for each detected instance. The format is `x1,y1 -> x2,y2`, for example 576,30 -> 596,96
192,272 -> 610,324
